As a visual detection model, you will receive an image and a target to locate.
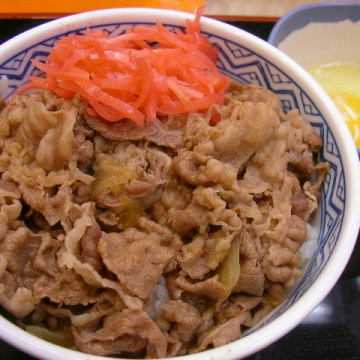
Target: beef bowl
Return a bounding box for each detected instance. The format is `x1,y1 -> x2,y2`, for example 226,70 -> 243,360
0,7 -> 359,360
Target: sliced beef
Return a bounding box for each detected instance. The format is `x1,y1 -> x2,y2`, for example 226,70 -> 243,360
72,309 -> 167,358
161,300 -> 202,344
85,116 -> 184,149
196,313 -> 250,352
98,230 -> 175,299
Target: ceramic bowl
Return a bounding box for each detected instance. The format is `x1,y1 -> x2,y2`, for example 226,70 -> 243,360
268,1 -> 360,156
0,7 -> 359,360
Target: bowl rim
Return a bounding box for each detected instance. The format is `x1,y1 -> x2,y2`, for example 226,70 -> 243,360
0,7 -> 359,360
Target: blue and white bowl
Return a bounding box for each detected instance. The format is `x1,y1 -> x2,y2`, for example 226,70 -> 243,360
0,8 -> 359,360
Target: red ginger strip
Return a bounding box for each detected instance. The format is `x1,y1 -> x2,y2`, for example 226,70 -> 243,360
15,6 -> 229,125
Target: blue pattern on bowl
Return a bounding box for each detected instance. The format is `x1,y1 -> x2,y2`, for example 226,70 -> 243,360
0,21 -> 345,332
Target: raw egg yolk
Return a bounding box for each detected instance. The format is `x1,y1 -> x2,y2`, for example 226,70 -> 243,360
329,92 -> 360,148
306,63 -> 360,148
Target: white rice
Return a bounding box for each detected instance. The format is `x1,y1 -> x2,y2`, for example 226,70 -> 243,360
300,223 -> 319,262
148,276 -> 169,319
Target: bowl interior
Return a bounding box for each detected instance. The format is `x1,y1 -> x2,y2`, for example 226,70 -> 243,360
0,8 -> 359,360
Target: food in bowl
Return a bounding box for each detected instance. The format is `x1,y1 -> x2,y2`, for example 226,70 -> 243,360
0,8 -> 329,358
15,9 -> 229,125
0,82 -> 328,357
305,63 -> 360,148
0,6 -> 358,360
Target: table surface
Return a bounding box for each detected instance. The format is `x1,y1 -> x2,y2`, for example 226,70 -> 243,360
0,1 -> 351,20
0,17 -> 359,360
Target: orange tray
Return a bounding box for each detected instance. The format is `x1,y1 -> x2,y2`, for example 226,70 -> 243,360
0,0 -> 203,18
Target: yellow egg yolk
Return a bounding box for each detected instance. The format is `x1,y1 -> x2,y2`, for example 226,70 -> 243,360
306,63 -> 360,148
